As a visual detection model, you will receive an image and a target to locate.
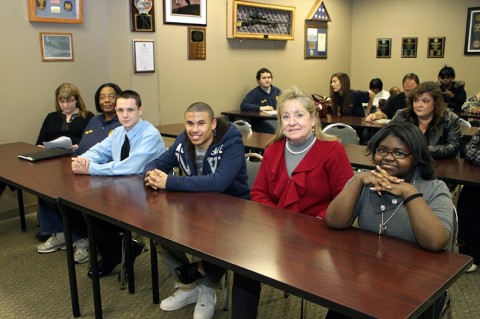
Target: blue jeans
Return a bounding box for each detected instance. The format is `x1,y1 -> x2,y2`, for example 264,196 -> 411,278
38,198 -> 85,241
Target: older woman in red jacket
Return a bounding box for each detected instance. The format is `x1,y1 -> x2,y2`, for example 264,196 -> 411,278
232,86 -> 354,318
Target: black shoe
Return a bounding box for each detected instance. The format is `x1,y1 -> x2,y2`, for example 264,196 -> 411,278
35,232 -> 50,242
175,262 -> 205,284
117,239 -> 146,281
132,238 -> 146,260
87,259 -> 118,279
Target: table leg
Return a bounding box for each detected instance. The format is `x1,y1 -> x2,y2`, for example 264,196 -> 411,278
17,189 -> 26,232
124,230 -> 135,294
150,239 -> 159,304
83,213 -> 103,319
58,201 -> 80,317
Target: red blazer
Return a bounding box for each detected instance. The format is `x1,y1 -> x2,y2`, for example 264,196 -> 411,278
251,138 -> 353,219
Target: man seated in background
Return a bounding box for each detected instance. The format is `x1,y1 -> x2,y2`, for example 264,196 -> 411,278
366,73 -> 419,122
240,67 -> 281,133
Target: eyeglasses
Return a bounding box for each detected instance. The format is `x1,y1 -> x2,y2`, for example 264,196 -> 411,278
99,94 -> 117,101
58,97 -> 76,104
375,147 -> 411,159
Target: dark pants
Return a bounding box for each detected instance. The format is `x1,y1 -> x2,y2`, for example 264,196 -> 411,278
458,185 -> 480,265
93,218 -> 123,267
232,273 -> 262,319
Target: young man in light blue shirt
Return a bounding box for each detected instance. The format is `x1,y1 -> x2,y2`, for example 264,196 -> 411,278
72,90 -> 165,175
70,89 -> 166,278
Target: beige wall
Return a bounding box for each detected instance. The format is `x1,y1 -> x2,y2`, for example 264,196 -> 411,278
0,0 -> 478,213
351,0 -> 480,94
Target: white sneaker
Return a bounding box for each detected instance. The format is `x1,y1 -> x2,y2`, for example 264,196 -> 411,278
160,283 -> 200,311
36,233 -> 66,253
466,264 -> 477,273
74,238 -> 89,264
193,284 -> 217,319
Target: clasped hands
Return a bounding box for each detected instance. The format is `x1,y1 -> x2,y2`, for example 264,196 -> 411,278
359,165 -> 416,198
260,106 -> 274,112
144,169 -> 168,190
71,157 -> 90,174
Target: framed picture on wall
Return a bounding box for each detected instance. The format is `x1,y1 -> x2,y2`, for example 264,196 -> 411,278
401,37 -> 417,58
40,32 -> 74,62
376,38 -> 391,58
133,40 -> 155,73
304,23 -> 327,58
464,7 -> 480,55
131,0 -> 156,32
427,37 -> 445,58
28,0 -> 83,24
164,0 -> 207,25
228,0 -> 295,40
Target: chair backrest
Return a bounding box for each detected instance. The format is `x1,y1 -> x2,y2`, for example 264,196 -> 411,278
245,152 -> 263,189
322,123 -> 360,145
459,118 -> 472,129
450,206 -> 459,252
233,120 -> 253,134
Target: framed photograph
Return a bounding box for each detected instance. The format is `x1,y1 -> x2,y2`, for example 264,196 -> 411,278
40,32 -> 74,62
131,0 -> 156,32
464,7 -> 480,55
401,37 -> 417,58
427,37 -> 445,58
133,40 -> 155,73
28,0 -> 83,24
164,0 -> 207,26
227,0 -> 295,41
376,38 -> 391,58
305,23 -> 327,58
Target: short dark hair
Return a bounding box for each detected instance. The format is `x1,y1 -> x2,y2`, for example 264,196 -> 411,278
94,83 -> 122,113
185,102 -> 215,121
438,65 -> 455,79
117,90 -> 142,108
369,78 -> 383,91
402,73 -> 420,85
256,68 -> 272,80
366,123 -> 435,180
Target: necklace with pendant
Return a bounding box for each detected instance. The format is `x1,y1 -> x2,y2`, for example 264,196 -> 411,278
378,180 -> 416,236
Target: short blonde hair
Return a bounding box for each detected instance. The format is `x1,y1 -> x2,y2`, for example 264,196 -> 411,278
267,86 -> 337,146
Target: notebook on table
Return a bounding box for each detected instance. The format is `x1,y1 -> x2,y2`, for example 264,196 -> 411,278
18,148 -> 73,162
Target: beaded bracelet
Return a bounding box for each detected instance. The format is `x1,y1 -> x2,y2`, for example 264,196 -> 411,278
403,193 -> 423,205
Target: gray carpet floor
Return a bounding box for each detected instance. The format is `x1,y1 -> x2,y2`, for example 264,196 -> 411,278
0,213 -> 479,319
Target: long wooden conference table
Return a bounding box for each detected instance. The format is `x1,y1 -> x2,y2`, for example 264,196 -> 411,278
0,142 -> 473,318
158,124 -> 480,187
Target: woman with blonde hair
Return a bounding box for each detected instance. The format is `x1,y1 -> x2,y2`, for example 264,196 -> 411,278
232,86 -> 354,318
36,82 -> 94,150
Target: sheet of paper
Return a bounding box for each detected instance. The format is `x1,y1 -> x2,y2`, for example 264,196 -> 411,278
262,110 -> 277,115
43,136 -> 73,149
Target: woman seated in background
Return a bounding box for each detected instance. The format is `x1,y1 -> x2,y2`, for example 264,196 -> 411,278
390,81 -> 462,159
437,65 -> 466,112
232,86 -> 354,319
35,83 -> 101,264
75,82 -> 122,155
326,122 -> 453,319
330,72 -> 374,117
36,82 -> 94,150
457,130 -> 480,273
